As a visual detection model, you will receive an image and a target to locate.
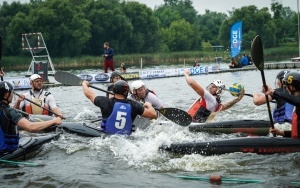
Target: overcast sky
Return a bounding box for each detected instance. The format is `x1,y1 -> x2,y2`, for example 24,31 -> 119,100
3,0 -> 299,14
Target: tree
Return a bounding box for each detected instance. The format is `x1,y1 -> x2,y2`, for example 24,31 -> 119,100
195,10 -> 227,45
122,2 -> 161,53
27,0 -> 91,56
219,5 -> 276,50
161,19 -> 196,51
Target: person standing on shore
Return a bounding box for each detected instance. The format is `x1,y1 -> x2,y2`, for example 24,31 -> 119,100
102,42 -> 115,73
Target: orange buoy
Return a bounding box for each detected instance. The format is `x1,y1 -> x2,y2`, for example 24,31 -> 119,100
210,175 -> 222,184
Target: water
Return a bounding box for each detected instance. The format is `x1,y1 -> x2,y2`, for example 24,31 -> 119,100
2,67 -> 300,187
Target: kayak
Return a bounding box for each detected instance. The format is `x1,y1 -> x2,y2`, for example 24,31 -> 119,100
0,133 -> 60,160
60,122 -> 107,137
189,119 -> 272,136
159,137 -> 300,156
60,119 -> 153,137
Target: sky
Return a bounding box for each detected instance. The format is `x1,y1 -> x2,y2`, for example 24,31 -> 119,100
2,0 -> 299,14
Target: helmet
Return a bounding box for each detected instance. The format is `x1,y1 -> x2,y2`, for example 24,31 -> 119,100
29,74 -> 42,82
131,80 -> 145,90
113,80 -> 130,96
212,80 -> 225,94
276,70 -> 290,80
275,70 -> 290,88
0,81 -> 14,99
283,72 -> 300,91
110,71 -> 125,82
212,80 -> 225,95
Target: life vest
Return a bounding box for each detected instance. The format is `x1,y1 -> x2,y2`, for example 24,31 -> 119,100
0,111 -> 19,152
101,102 -> 133,135
24,90 -> 51,115
273,102 -> 293,123
188,98 -> 221,123
291,106 -> 300,139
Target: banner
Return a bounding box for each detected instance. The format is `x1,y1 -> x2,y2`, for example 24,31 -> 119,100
230,21 -> 242,58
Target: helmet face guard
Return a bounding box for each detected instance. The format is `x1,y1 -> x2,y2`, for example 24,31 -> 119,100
275,70 -> 290,89
282,72 -> 300,94
0,81 -> 14,103
208,80 -> 225,95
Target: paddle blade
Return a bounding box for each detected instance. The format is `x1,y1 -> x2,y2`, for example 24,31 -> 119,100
251,35 -> 264,71
54,71 -> 83,86
158,108 -> 192,126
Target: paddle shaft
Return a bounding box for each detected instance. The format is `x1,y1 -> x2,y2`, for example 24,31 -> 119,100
261,70 -> 275,129
237,93 -> 276,103
14,92 -> 63,118
0,159 -> 43,167
251,35 -> 275,137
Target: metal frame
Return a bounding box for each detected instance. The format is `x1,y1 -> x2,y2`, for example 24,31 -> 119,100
22,33 -> 55,76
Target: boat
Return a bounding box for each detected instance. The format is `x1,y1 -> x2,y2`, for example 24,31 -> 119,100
0,133 -> 60,160
188,119 -> 272,136
60,122 -> 107,137
159,136 -> 300,156
291,57 -> 300,62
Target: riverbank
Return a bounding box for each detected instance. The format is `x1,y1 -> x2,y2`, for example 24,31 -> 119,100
2,46 -> 298,71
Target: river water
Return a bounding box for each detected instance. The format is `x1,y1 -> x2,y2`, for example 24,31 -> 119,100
1,66 -> 300,187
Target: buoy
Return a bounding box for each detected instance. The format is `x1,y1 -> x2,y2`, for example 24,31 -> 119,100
209,175 -> 222,184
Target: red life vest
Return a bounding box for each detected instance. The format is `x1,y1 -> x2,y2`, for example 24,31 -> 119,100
188,98 -> 221,123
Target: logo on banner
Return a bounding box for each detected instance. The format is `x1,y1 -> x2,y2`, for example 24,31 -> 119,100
79,74 -> 93,81
95,73 -> 109,81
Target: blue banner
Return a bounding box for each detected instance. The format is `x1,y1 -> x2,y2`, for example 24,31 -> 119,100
230,21 -> 242,58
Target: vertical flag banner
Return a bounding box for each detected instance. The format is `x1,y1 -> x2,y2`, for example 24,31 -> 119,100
230,21 -> 242,58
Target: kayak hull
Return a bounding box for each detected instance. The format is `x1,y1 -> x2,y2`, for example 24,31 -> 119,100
61,122 -> 107,137
0,133 -> 60,160
189,119 -> 272,135
159,137 -> 300,156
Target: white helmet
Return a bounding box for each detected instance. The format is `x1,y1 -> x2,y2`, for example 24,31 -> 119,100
131,80 -> 145,93
212,80 -> 225,94
29,74 -> 42,82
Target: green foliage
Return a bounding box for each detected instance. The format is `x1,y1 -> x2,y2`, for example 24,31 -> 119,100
201,40 -> 213,51
0,0 -> 298,60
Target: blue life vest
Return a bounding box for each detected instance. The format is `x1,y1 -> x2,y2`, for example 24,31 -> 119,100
273,102 -> 293,123
0,111 -> 19,152
101,102 -> 133,135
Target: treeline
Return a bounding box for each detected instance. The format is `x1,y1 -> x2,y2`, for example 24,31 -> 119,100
0,0 -> 297,58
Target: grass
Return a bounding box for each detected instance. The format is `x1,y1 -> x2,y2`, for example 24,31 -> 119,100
2,46 -> 299,71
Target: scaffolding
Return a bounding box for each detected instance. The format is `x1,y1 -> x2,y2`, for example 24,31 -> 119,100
22,33 -> 55,78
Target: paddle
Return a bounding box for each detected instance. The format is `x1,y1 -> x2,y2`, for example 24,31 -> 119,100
0,159 -> 44,167
55,71 -> 192,126
0,35 -> 3,81
225,89 -> 276,103
177,175 -> 264,184
251,35 -> 275,136
13,92 -> 64,119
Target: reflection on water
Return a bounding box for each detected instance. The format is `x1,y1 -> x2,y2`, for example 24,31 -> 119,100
2,68 -> 300,187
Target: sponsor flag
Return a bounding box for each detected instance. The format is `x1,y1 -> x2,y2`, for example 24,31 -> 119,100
230,21 -> 242,58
